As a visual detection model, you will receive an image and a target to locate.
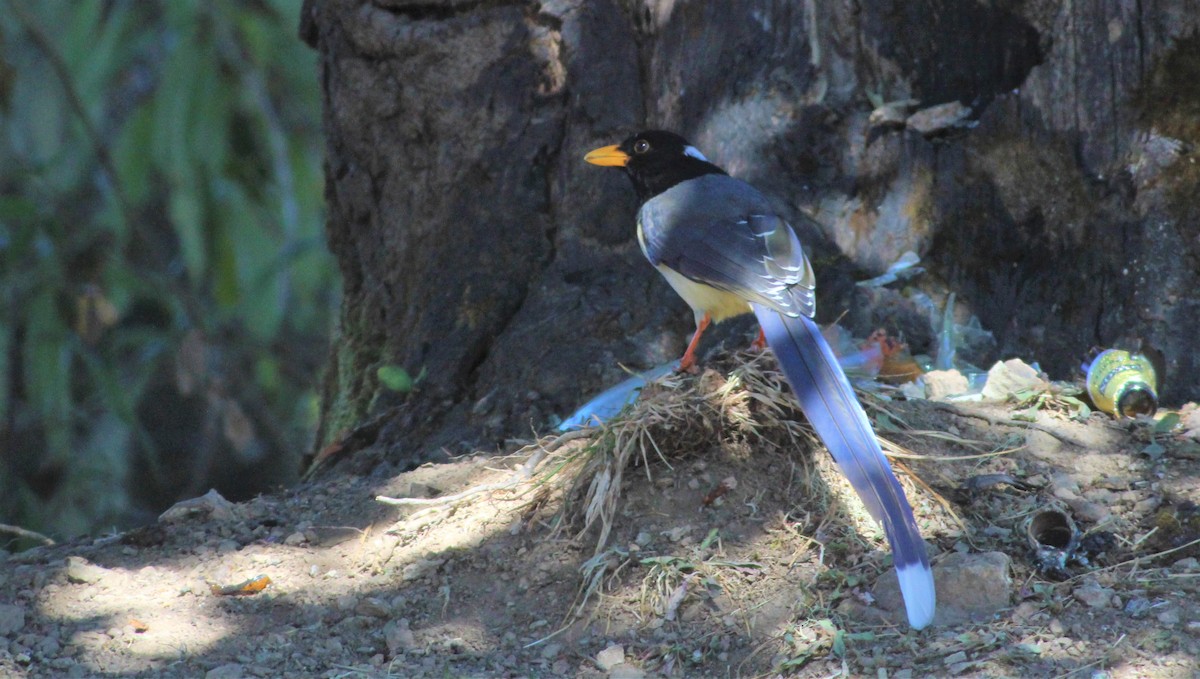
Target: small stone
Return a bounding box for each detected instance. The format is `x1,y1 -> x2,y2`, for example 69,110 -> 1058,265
1133,497 -> 1161,514
383,619 -> 416,654
1068,499 -> 1111,524
160,489 -> 237,523
1172,557 -> 1199,571
65,557 -> 110,585
1157,608 -> 1182,626
0,604 -> 25,636
1011,600 -> 1040,623
540,642 -> 562,659
877,551 -> 1010,625
1073,582 -> 1114,609
1124,597 -> 1152,618
924,369 -> 969,400
283,532 -> 307,546
401,558 -> 444,581
596,644 -> 625,671
1049,618 -> 1065,635
335,594 -> 358,611
355,597 -> 390,618
942,651 -> 968,665
608,663 -> 647,679
907,101 -> 972,135
205,663 -> 245,679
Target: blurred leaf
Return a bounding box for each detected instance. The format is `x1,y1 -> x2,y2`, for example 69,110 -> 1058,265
377,365 -> 415,393
169,182 -> 206,280
24,290 -> 71,457
0,317 -> 9,426
212,197 -> 240,309
0,1 -> 331,540
0,195 -> 38,222
188,52 -> 231,174
112,105 -> 155,208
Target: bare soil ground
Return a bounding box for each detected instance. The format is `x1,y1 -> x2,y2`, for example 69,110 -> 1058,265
2,352 -> 1200,678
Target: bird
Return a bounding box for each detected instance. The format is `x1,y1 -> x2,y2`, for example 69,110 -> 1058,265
584,130 -> 935,629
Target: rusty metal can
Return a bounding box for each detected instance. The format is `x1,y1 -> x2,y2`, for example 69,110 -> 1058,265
1085,349 -> 1158,418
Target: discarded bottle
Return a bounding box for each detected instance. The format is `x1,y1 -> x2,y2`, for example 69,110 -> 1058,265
1085,349 -> 1158,418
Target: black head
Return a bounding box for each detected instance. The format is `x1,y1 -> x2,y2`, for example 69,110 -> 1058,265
584,130 -> 726,203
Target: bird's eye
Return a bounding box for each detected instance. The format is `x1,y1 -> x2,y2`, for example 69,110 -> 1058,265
633,140 -> 651,154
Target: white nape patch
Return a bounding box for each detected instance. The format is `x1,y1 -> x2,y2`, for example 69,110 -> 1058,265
683,145 -> 709,162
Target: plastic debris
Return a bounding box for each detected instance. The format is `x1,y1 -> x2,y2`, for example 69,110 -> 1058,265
558,361 -> 679,430
210,575 -> 272,596
856,251 -> 924,288
934,293 -> 957,370
980,359 -> 1047,402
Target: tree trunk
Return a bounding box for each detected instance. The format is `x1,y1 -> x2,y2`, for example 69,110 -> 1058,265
301,0 -> 1200,468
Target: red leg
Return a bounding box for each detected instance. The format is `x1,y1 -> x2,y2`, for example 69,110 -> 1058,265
749,327 -> 767,352
679,313 -> 712,372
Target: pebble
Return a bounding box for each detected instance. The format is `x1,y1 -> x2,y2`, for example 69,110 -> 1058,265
540,642 -> 562,659
355,597 -> 390,618
879,551 -> 1010,625
1073,582 -> 1114,609
205,663 -> 245,679
1123,598 -> 1151,618
65,556 -> 109,585
0,605 -> 24,636
924,369 -> 969,400
1157,608 -> 1181,626
596,644 -> 625,671
384,619 -> 416,654
608,663 -> 646,679
942,651 -> 968,665
1067,499 -> 1111,523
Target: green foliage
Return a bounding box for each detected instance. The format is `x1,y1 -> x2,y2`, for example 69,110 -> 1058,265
0,0 -> 333,538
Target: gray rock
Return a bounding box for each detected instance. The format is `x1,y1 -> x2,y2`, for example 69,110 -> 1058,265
924,369 -> 969,400
383,619 -> 416,654
540,642 -> 562,659
0,605 -> 25,636
875,551 -> 1011,626
65,557 -> 110,585
205,663 -> 244,679
1073,582 -> 1115,609
596,644 -> 625,671
1068,499 -> 1112,524
160,489 -> 237,523
1157,607 -> 1182,626
608,663 -> 647,679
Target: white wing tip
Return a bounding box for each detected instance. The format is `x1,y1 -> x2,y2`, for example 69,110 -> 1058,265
896,564 -> 936,630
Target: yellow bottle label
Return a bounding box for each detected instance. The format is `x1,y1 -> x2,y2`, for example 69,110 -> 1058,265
1086,350 -> 1158,417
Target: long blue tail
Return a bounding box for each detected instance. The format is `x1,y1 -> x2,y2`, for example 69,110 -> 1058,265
753,304 -> 935,629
